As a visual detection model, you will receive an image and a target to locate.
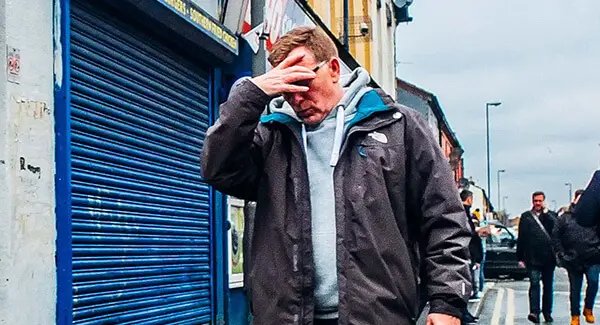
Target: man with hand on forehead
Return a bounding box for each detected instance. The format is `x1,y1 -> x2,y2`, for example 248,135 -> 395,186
202,26 -> 472,325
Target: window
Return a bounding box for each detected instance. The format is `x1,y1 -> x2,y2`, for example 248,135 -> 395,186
228,197 -> 245,288
190,0 -> 220,20
487,224 -> 516,247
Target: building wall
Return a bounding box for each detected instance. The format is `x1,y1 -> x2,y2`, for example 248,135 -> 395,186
307,0 -> 396,96
441,132 -> 453,159
0,0 -> 56,324
467,185 -> 488,220
396,87 -> 429,117
368,0 -> 396,97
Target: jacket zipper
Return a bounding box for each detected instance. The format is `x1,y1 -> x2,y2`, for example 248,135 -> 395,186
286,125 -> 310,324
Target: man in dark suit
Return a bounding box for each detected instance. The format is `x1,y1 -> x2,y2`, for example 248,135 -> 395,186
460,190 -> 483,324
517,191 -> 558,324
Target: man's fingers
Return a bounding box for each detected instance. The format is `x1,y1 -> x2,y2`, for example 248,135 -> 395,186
279,84 -> 309,93
283,65 -> 315,74
277,53 -> 305,69
284,72 -> 316,84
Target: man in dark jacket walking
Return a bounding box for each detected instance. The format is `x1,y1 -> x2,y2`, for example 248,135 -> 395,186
552,189 -> 600,325
202,26 -> 472,325
517,191 -> 557,323
460,190 -> 483,324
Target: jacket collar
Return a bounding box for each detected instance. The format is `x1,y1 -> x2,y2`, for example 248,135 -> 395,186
259,89 -> 390,126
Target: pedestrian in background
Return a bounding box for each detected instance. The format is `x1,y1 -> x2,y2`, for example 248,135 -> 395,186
575,170 -> 600,227
201,26 -> 472,325
516,191 -> 558,324
460,190 -> 483,324
552,189 -> 600,325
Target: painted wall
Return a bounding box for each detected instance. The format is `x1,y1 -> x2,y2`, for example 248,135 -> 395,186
228,289 -> 250,325
368,0 -> 396,97
307,0 -> 396,96
468,185 -> 487,220
0,0 -> 56,324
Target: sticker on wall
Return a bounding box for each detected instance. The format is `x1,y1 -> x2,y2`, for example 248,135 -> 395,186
7,46 -> 20,84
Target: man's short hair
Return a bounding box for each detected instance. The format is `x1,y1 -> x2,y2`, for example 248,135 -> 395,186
575,189 -> 585,198
460,190 -> 473,202
532,191 -> 545,199
268,26 -> 338,67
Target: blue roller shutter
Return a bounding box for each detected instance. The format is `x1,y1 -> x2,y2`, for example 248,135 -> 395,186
69,1 -> 213,324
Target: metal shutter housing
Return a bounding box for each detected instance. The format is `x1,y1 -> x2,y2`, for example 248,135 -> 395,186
69,1 -> 213,324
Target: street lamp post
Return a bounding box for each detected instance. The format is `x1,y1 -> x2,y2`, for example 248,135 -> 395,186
486,102 -> 502,204
565,182 -> 573,203
497,169 -> 506,210
551,200 -> 557,211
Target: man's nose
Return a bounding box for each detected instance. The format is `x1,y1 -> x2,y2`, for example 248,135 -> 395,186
288,93 -> 305,107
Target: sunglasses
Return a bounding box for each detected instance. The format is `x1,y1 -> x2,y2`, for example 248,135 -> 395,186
292,61 -> 327,87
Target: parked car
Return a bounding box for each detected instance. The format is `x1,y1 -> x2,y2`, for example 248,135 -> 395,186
484,220 -> 528,280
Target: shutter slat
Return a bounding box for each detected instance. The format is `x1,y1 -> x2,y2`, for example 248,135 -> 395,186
73,256 -> 208,269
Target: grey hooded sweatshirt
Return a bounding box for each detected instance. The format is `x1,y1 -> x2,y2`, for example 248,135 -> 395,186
268,68 -> 372,318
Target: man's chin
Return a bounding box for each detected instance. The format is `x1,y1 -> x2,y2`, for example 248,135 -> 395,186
301,115 -> 325,125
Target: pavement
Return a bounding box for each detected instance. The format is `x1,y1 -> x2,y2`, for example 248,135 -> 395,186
417,268 -> 582,325
479,268 -> 572,325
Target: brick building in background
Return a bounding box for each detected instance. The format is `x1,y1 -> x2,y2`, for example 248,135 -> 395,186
396,78 -> 465,184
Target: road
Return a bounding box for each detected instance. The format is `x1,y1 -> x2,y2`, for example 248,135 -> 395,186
478,268 -> 573,324
417,268 -> 581,324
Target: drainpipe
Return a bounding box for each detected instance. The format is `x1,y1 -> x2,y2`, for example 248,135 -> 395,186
343,0 -> 349,51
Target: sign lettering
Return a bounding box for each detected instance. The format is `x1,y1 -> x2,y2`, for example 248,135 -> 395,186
160,0 -> 238,53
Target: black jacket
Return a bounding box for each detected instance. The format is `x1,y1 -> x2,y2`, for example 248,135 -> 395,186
517,210 -> 558,268
465,205 -> 483,263
552,208 -> 600,269
202,82 -> 472,324
575,170 -> 600,227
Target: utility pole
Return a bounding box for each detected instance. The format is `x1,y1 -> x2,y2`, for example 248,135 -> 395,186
486,102 -> 502,204
497,169 -> 506,210
565,182 -> 573,203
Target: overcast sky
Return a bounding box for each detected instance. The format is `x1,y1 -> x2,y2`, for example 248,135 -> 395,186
395,1 -> 600,216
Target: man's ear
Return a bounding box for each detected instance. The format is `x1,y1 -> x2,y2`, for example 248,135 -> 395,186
329,57 -> 342,83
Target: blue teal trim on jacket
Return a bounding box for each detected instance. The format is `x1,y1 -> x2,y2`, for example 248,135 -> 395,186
259,90 -> 390,126
346,90 -> 389,129
259,112 -> 298,124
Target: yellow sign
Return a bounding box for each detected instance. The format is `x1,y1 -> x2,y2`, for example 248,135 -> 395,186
160,0 -> 238,53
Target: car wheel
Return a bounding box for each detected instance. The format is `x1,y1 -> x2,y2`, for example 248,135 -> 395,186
513,275 -> 526,281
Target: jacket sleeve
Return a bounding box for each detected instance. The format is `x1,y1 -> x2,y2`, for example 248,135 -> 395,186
551,215 -> 566,261
201,80 -> 272,200
575,170 -> 600,227
402,108 -> 472,319
516,214 -> 527,262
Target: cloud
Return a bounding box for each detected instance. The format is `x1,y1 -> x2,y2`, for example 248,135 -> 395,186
396,0 -> 600,214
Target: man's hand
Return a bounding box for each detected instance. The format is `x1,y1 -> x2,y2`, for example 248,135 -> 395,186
426,313 -> 460,325
476,226 -> 490,237
518,261 -> 526,268
251,53 -> 316,96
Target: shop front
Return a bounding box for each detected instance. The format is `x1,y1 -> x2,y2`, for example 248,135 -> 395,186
55,0 -> 240,323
